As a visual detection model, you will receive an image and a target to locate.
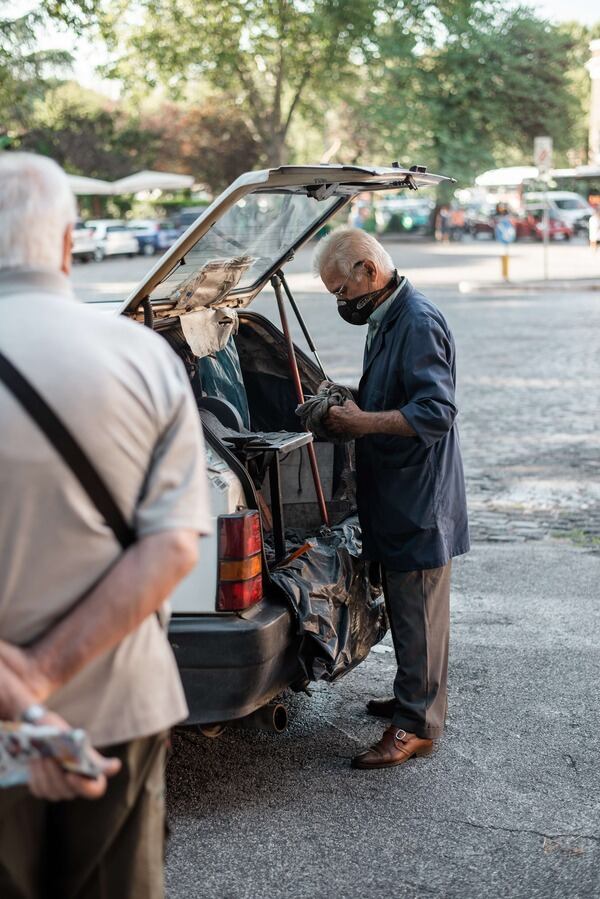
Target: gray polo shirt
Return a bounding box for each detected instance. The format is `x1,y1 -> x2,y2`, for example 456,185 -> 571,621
0,268 -> 211,747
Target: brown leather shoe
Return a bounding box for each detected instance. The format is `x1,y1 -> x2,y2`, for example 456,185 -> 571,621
351,726 -> 434,770
366,697 -> 396,719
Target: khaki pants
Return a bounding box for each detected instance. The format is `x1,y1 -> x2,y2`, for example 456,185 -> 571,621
382,562 -> 451,739
0,732 -> 167,899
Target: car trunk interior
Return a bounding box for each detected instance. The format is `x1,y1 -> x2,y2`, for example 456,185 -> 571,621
159,310 -> 357,561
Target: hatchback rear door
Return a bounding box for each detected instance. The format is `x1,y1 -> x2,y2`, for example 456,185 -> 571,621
120,164 -> 453,321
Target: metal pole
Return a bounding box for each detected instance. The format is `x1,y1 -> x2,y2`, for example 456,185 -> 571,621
543,180 -> 550,280
271,274 -> 330,527
277,270 -> 328,381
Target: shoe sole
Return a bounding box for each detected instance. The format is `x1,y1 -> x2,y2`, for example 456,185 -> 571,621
351,747 -> 435,770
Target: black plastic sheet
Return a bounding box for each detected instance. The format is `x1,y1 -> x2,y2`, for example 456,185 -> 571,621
270,517 -> 387,682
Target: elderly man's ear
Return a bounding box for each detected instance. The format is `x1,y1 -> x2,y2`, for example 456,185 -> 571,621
363,259 -> 376,280
61,224 -> 73,276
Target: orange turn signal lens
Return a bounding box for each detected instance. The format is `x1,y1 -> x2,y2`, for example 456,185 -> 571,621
219,553 -> 262,582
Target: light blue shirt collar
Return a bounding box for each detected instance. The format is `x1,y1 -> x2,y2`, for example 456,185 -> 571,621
366,276 -> 406,351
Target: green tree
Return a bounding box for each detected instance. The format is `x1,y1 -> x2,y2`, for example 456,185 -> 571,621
1,9 -> 68,140
144,101 -> 262,192
99,0 -> 481,166
340,5 -> 586,191
1,1 -> 99,142
18,83 -> 161,178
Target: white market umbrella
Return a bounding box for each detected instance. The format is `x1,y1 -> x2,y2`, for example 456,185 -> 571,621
111,170 -> 195,194
475,166 -> 539,188
66,174 -> 114,195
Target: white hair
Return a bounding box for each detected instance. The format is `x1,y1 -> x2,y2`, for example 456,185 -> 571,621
0,152 -> 77,271
312,226 -> 394,280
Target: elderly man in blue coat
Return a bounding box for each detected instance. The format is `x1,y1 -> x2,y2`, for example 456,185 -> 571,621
314,227 -> 469,770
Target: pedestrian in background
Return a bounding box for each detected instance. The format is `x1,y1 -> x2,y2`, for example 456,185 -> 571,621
435,205 -> 450,242
313,228 -> 469,770
0,153 -> 211,899
449,204 -> 466,241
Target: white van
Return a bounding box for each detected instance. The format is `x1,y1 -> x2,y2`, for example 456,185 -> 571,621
116,164 -> 453,732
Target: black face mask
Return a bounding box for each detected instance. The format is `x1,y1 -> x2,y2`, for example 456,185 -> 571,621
336,269 -> 400,326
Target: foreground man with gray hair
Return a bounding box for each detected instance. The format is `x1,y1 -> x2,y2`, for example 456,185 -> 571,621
314,227 -> 469,769
0,153 -> 210,897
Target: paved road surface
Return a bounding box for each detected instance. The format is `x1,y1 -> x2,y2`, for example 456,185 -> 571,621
73,242 -> 600,898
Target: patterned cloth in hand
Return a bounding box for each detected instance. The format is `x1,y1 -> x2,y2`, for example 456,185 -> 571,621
295,381 -> 355,444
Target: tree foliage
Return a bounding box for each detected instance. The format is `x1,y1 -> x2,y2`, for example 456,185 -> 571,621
144,102 -> 262,192
99,0 -> 482,166
337,6 -> 587,189
2,1 -> 597,195
17,84 -> 161,178
1,0 -> 100,142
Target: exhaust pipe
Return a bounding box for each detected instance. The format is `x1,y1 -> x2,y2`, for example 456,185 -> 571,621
231,702 -> 288,733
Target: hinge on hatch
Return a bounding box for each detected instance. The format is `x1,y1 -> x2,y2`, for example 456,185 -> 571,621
306,182 -> 340,201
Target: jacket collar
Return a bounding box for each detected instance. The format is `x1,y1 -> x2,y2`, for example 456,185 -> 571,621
361,277 -> 412,378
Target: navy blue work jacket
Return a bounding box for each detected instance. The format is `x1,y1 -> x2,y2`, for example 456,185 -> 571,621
356,278 -> 469,571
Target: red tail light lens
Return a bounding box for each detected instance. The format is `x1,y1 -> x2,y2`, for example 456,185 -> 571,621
217,511 -> 263,611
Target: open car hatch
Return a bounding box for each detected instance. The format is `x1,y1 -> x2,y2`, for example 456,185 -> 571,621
120,164 -> 453,320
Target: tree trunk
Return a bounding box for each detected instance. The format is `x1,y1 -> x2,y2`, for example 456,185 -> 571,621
262,132 -> 287,167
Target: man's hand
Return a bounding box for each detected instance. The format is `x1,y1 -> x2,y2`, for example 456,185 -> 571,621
325,403 -> 418,439
27,710 -> 121,802
325,400 -> 369,437
0,659 -> 120,801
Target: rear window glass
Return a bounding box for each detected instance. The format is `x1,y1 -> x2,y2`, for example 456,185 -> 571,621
107,226 -> 127,233
149,190 -> 340,305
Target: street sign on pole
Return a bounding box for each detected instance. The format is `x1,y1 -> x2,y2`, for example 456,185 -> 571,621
534,136 -> 553,279
534,136 -> 553,175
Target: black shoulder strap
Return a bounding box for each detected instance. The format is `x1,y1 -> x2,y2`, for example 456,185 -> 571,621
0,350 -> 135,550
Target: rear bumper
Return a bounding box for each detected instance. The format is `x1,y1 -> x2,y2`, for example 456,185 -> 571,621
168,598 -> 301,724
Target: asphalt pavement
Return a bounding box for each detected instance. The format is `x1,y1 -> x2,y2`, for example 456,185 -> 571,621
73,239 -> 600,898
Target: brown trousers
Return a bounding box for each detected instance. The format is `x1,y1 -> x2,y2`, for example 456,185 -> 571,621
0,731 -> 167,899
382,562 -> 451,739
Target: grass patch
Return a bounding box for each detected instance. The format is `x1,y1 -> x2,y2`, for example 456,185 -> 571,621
552,528 -> 600,548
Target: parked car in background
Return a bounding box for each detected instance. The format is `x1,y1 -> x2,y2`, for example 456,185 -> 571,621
71,220 -> 96,263
129,219 -> 178,256
174,207 -> 211,238
86,220 -> 140,261
378,196 -> 434,234
523,191 -> 593,236
518,207 -> 573,241
467,204 -> 500,238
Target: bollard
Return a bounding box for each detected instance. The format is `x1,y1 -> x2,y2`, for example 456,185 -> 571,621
501,252 -> 510,281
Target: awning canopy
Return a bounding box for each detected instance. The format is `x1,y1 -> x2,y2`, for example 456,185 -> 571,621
574,165 -> 600,178
110,170 -> 195,193
67,174 -> 114,195
475,166 -> 539,187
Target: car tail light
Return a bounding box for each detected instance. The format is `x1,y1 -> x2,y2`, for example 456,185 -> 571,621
217,511 -> 263,611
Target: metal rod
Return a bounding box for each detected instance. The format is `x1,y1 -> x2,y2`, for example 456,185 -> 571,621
271,274 -> 330,527
543,182 -> 550,280
277,269 -> 328,381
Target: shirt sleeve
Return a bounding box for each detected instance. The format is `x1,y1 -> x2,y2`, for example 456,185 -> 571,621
399,314 -> 458,448
135,355 -> 212,538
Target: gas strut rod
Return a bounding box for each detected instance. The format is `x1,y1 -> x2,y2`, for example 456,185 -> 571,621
271,274 -> 329,528
276,269 -> 328,381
